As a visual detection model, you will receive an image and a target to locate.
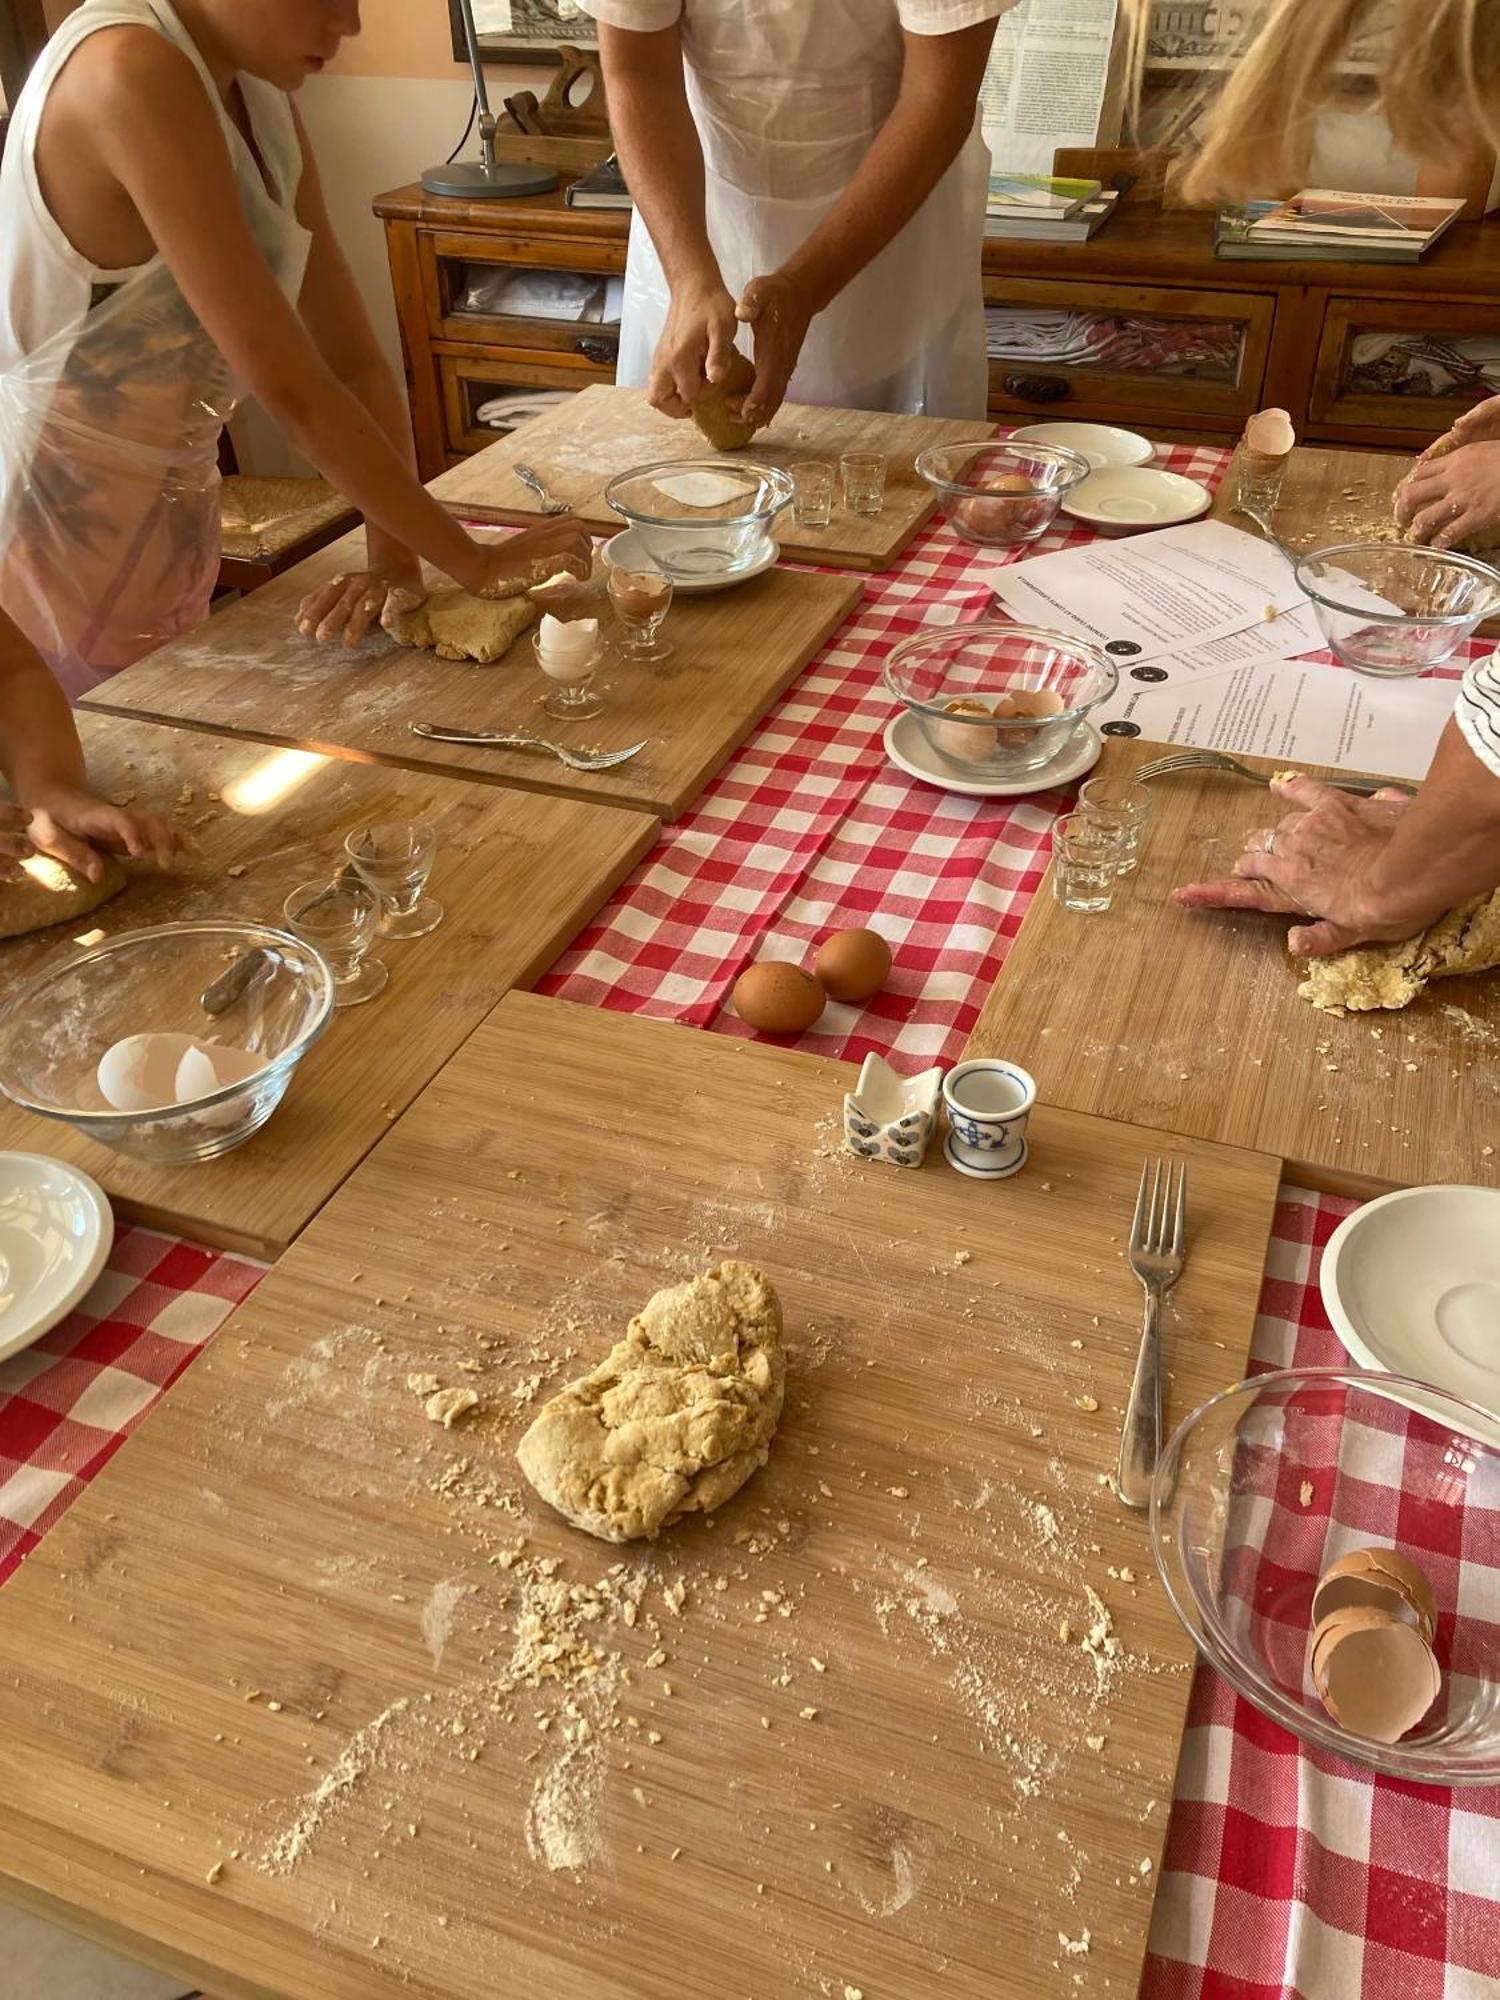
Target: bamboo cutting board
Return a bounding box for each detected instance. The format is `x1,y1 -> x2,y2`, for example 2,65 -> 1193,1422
0,994 -> 1281,2000
427,383 -> 994,569
965,736 -> 1500,1198
84,543 -> 862,823
1210,441 -> 1412,552
0,717 -> 655,1256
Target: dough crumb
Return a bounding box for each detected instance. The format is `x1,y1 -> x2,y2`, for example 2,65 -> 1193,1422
425,1387 -> 479,1428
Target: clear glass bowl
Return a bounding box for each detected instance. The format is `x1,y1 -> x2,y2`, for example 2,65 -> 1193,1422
0,922 -> 334,1164
603,457 -> 793,581
1295,542 -> 1500,677
915,439 -> 1091,546
1152,1367 -> 1500,1784
883,622 -> 1116,776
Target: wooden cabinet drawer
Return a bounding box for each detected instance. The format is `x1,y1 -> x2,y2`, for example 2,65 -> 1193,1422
420,229 -> 625,351
983,276 -> 1273,428
437,349 -> 614,458
1309,296 -> 1500,438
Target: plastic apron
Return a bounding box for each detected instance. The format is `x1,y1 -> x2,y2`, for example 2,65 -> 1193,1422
0,1 -> 310,698
613,0 -> 991,418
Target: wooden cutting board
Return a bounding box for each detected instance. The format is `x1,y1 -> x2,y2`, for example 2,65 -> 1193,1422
964,736 -> 1500,1199
0,717 -> 655,1257
84,542 -> 862,824
427,383 -> 993,569
1210,441 -> 1412,552
0,994 -> 1281,2000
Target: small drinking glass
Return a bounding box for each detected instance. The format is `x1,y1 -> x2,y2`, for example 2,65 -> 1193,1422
1078,774 -> 1153,874
345,820 -> 443,939
791,458 -> 834,529
1237,448 -> 1289,516
1052,811 -> 1128,913
533,628 -> 606,719
840,451 -> 888,518
607,565 -> 674,664
283,878 -> 387,1007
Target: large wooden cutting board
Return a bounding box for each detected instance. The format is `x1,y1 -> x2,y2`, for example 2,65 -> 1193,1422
0,717 -> 655,1256
84,541 -> 862,823
1209,441 -> 1412,553
427,383 -> 994,569
965,736 -> 1500,1198
0,994 -> 1281,2000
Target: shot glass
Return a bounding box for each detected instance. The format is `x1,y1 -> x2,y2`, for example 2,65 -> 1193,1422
607,565 -> 674,664
840,451 -> 888,518
1052,811 -> 1128,913
1078,774 -> 1153,874
1237,447 -> 1289,516
345,819 -> 443,939
283,878 -> 387,1007
791,458 -> 835,529
532,628 -> 606,719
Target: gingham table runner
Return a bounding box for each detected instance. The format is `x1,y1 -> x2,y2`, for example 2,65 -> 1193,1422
3,441 -> 1495,1999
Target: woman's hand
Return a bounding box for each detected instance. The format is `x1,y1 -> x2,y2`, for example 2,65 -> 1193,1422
19,785 -> 185,879
1395,439 -> 1500,550
297,548 -> 426,649
736,270 -> 814,428
1173,775 -> 1432,956
648,275 -> 739,418
1426,392 -> 1500,454
465,518 -> 594,599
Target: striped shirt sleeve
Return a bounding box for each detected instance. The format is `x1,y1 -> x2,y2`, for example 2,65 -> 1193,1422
1456,650 -> 1500,778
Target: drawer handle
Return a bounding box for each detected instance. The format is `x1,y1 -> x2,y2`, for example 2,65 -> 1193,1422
1002,372 -> 1072,403
575,335 -> 618,364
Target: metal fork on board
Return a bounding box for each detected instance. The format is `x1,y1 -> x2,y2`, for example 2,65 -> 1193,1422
1117,1158 -> 1188,1512
513,463 -> 568,514
410,724 -> 647,772
1134,748 -> 1412,797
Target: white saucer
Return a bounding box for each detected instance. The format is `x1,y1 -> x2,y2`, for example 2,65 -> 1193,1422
0,1153 -> 113,1365
601,527 -> 778,595
1062,467 -> 1211,530
1320,1184 -> 1500,1439
1010,422 -> 1154,470
883,713 -> 1101,797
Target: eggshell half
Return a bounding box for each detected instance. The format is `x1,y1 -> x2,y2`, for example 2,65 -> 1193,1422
1311,1546 -> 1437,1643
732,962 -> 826,1035
931,698 -> 1000,764
96,1032 -> 202,1113
1310,1605 -> 1441,1743
174,1042 -> 269,1106
814,929 -> 892,1006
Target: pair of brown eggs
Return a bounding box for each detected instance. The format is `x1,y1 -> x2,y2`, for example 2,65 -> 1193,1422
732,928 -> 893,1036
1308,1546 -> 1441,1745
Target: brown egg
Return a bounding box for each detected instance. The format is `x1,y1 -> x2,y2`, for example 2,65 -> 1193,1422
1309,1604 -> 1441,1743
733,961 -> 826,1035
931,697 -> 1000,764
997,687 -> 1067,721
1311,1546 -> 1437,1643
814,928 -> 892,1005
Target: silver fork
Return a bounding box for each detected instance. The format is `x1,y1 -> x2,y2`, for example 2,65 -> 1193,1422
1117,1158 -> 1188,1512
1134,748 -> 1411,797
410,724 -> 646,772
1232,500 -> 1301,571
513,462 -> 567,515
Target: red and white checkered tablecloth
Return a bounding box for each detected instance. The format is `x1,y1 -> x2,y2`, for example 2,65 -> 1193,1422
4,439 -> 1496,1999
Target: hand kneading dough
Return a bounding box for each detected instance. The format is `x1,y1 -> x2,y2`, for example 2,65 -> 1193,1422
516,1261 -> 785,1542
1298,889 -> 1500,1014
390,590 -> 537,664
691,349 -> 762,452
0,853 -> 127,940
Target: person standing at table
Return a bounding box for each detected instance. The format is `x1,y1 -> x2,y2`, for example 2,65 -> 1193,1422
577,1 -> 1013,428
0,0 -> 590,700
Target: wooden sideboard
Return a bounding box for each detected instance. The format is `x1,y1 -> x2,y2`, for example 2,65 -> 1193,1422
375,183 -> 1500,478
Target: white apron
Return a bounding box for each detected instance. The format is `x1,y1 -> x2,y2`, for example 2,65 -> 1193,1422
0,0 -> 310,697
605,0 -> 993,418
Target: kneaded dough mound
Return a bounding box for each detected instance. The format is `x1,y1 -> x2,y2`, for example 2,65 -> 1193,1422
691,349 -> 761,452
0,853 -> 127,940
1299,889 -> 1500,1015
516,1261 -> 785,1542
390,589 -> 536,664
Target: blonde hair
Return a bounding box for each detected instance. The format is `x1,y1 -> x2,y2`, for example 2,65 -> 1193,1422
1122,1 -> 1500,202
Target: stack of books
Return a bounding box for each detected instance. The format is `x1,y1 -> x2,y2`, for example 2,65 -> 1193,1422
1215,189 -> 1466,263
985,173 -> 1118,244
566,154 -> 631,212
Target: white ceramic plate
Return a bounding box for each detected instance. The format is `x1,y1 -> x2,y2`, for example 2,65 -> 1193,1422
0,1153 -> 113,1365
883,714 -> 1101,797
1320,1184 -> 1500,1440
600,527 -> 778,595
1062,467 -> 1212,530
1010,422 -> 1154,470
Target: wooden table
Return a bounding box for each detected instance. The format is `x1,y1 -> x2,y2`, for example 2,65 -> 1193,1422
426,384 -> 993,570
1209,440 -> 1411,551
965,736 -> 1499,1200
0,995 -> 1281,2000
0,717 -> 655,1257
84,541 -> 862,824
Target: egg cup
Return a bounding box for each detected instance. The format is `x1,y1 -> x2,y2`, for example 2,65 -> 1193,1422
843,1054 -> 943,1168
942,1059 -> 1036,1180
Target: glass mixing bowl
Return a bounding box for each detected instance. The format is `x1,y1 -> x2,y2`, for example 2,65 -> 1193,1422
1295,542 -> 1500,677
915,439 -> 1091,547
602,458 -> 794,581
1152,1367 -> 1500,1784
0,921 -> 334,1164
883,622 -> 1116,776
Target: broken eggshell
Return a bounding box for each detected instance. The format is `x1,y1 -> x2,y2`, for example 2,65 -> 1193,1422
1311,1545 -> 1437,1644
1310,1604 -> 1441,1744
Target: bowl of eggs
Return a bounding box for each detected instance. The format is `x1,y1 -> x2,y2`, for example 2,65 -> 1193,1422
883,622 -> 1116,778
0,921 -> 334,1164
915,439 -> 1091,547
1152,1367 -> 1500,1784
